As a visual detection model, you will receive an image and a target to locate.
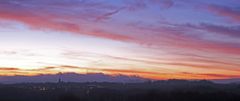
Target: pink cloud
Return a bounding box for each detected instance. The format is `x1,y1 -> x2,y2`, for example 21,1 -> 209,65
126,22 -> 240,55
186,23 -> 240,38
205,4 -> 240,22
0,0 -> 131,41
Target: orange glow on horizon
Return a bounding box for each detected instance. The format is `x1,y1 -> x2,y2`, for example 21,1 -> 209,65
1,65 -> 239,80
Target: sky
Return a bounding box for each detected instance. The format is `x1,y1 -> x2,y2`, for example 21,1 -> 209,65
0,0 -> 240,80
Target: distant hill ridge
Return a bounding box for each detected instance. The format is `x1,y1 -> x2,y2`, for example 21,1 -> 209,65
0,73 -> 240,84
0,73 -> 149,84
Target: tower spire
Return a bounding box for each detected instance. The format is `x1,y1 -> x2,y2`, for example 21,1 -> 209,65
58,72 -> 62,83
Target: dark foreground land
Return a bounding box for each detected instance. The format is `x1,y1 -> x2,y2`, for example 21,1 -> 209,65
0,80 -> 240,101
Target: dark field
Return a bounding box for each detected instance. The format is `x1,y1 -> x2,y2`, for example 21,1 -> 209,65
0,80 -> 240,101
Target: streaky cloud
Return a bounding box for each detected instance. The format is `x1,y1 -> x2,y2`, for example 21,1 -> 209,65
205,4 -> 240,22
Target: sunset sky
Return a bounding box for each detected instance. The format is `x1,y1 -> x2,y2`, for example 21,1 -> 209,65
0,0 -> 240,80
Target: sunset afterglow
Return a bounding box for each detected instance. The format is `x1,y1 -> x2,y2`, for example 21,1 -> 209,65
0,0 -> 240,80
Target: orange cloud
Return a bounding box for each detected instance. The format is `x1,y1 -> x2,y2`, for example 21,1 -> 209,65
0,67 -> 20,71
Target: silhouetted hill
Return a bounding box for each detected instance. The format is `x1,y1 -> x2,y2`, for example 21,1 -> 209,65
1,73 -> 239,84
0,73 -> 148,84
212,78 -> 240,84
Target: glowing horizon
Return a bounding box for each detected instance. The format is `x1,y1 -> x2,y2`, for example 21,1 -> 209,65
0,0 -> 240,80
